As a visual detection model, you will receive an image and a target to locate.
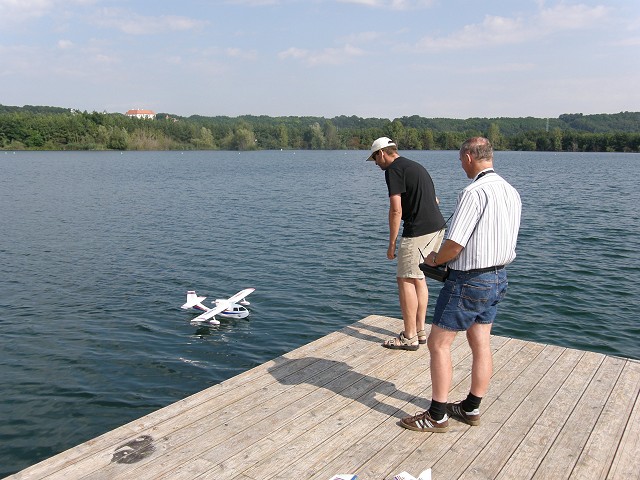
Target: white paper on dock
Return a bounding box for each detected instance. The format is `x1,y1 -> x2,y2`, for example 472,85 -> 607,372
417,468 -> 432,480
393,472 -> 417,480
393,468 -> 432,480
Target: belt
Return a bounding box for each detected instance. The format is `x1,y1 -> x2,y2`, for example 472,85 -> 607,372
465,265 -> 505,273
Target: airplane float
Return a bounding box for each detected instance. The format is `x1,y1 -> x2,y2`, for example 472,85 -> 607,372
181,288 -> 255,325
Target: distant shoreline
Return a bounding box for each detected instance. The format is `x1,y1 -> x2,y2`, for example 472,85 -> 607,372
2,106 -> 639,153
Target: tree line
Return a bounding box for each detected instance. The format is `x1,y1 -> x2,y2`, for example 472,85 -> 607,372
1,104 -> 638,152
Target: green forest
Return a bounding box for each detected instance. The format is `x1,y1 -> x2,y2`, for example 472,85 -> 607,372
1,104 -> 639,152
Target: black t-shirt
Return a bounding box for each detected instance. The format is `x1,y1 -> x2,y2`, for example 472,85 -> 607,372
385,156 -> 445,237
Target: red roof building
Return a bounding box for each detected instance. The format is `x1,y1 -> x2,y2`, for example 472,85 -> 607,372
125,109 -> 156,119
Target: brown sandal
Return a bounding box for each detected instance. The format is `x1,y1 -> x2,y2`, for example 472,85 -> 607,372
417,329 -> 427,344
382,332 -> 419,351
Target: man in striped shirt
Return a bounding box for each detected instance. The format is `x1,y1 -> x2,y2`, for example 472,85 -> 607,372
401,137 -> 521,433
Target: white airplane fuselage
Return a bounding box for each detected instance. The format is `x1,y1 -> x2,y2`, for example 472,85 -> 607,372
215,303 -> 249,319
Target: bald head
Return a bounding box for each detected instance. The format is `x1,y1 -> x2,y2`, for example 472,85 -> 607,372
460,137 -> 493,161
459,137 -> 494,179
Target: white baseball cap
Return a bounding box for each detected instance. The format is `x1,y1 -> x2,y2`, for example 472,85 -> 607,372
366,137 -> 396,161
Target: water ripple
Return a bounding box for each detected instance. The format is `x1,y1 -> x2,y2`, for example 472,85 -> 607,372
1,150 -> 639,476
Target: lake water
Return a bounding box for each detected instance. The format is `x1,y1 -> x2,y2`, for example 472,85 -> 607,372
1,149 -> 639,476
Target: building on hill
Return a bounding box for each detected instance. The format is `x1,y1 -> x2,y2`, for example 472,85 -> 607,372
125,109 -> 156,119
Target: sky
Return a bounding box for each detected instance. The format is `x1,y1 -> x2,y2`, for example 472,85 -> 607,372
1,0 -> 639,120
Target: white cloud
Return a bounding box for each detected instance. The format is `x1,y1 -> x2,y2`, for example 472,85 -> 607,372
0,44 -> 37,76
224,0 -> 280,5
337,0 -> 435,9
416,15 -> 527,50
342,31 -> 383,44
537,3 -> 608,30
415,2 -> 610,51
278,44 -> 364,66
92,53 -> 119,65
0,35 -> 121,85
57,39 -> 74,49
337,0 -> 379,6
278,47 -> 309,60
612,36 -> 640,46
93,8 -> 208,35
0,0 -> 54,21
388,0 -> 434,8
225,47 -> 258,60
0,0 -> 94,22
165,55 -> 183,65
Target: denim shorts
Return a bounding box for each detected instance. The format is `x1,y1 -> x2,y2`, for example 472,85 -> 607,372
432,268 -> 508,331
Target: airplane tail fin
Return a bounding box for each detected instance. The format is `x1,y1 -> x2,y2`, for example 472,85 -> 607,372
182,290 -> 208,310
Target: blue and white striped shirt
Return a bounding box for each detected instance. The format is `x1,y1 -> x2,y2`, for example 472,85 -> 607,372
446,170 -> 522,271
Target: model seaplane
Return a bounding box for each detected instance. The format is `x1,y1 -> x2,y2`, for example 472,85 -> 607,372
181,288 -> 255,325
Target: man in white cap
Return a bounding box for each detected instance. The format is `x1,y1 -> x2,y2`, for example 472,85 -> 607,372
368,137 -> 445,350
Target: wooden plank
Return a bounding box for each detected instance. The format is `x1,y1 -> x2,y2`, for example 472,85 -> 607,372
571,358 -> 640,478
303,342 -> 481,480
153,339 -> 421,479
494,350 -> 606,479
292,336 -> 518,479
458,346 -> 584,479
424,341 -> 561,480
320,336 -> 521,480
233,325 -> 478,479
380,338 -> 542,480
605,360 -> 640,479
237,336 -> 464,479
532,355 -> 626,479
213,351 -> 432,479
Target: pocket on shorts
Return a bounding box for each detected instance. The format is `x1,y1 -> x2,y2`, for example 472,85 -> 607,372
496,280 -> 508,304
458,280 -> 492,312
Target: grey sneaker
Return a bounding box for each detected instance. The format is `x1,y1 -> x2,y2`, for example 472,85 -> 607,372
400,411 -> 449,432
446,401 -> 481,426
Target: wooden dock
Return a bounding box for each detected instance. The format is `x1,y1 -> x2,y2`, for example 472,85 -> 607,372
6,315 -> 640,480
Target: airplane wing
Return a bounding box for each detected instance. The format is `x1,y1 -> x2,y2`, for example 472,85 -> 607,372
191,299 -> 231,323
226,288 -> 255,305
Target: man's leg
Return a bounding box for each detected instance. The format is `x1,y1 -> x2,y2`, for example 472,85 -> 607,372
415,277 -> 428,336
427,324 -> 457,403
397,277 -> 427,339
466,322 -> 493,397
446,322 -> 492,424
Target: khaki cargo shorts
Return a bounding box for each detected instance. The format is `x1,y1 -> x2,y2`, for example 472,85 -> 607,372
397,229 -> 445,279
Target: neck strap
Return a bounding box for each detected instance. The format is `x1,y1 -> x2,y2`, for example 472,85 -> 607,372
475,169 -> 494,181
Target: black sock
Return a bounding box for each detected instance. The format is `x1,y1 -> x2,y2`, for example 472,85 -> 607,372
461,393 -> 482,412
428,400 -> 447,421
